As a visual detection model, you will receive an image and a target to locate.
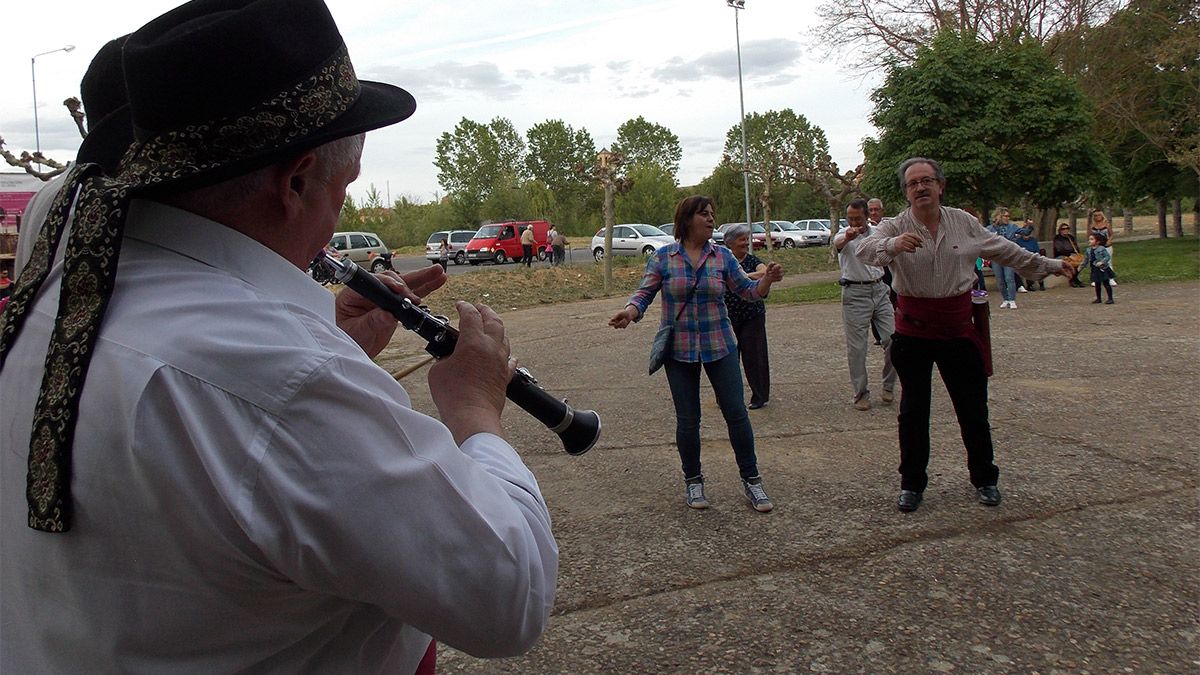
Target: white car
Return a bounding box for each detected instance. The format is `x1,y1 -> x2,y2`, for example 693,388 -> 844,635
791,219 -> 833,246
762,220 -> 809,248
424,229 -> 476,266
591,224 -> 674,262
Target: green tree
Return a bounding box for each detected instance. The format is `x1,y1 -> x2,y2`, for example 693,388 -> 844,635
434,116 -> 527,225
525,119 -> 597,227
722,109 -> 829,226
863,31 -> 1110,227
613,116 -> 682,180
615,163 -> 678,225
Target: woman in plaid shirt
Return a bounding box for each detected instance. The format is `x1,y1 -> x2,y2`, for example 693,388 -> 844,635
609,196 -> 784,512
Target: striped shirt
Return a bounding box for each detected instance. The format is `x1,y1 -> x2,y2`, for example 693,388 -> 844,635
627,241 -> 761,363
856,206 -> 1065,298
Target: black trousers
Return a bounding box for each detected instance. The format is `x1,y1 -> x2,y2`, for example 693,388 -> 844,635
731,312 -> 770,406
522,245 -> 534,266
891,333 -> 999,493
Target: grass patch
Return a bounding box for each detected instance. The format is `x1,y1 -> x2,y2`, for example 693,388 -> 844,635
346,237 -> 1195,317
1108,236 -> 1199,282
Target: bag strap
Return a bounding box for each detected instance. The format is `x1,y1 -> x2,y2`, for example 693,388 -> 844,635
673,255 -> 706,322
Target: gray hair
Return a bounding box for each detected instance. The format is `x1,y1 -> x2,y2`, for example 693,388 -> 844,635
165,133 -> 365,213
896,157 -> 944,190
724,223 -> 752,243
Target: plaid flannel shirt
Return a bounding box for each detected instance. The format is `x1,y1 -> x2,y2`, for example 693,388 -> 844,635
626,241 -> 761,363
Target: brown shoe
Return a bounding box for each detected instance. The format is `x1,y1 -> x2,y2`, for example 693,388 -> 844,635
881,389 -> 894,404
854,395 -> 871,411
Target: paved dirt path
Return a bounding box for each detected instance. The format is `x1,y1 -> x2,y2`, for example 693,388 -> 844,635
385,277 -> 1198,673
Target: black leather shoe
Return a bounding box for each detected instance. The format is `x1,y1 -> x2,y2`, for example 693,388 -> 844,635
897,490 -> 922,512
977,485 -> 1002,506
748,401 -> 767,410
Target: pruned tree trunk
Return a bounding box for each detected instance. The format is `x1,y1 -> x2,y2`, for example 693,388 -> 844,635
1157,199 -> 1168,238
1172,198 -> 1183,238
1121,207 -> 1134,234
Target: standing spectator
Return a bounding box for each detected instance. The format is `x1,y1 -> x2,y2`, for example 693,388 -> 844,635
987,207 -> 1022,309
855,157 -> 1073,513
1053,223 -> 1086,287
0,1 -> 557,671
834,199 -> 896,411
1089,209 -> 1117,286
609,195 -> 783,513
438,236 -> 450,271
1081,232 -> 1116,304
721,224 -> 770,410
1016,222 -> 1045,291
867,197 -> 894,343
520,224 -> 536,267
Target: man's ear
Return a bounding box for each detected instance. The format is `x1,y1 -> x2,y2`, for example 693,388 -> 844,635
277,150 -> 319,220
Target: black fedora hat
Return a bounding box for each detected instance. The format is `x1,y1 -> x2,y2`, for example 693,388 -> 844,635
117,0 -> 416,190
75,36 -> 133,174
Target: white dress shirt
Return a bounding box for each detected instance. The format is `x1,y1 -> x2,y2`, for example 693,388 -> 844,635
856,206 -> 1064,298
1,200 -> 557,672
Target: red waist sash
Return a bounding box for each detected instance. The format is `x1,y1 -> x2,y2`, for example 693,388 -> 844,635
896,293 -> 993,376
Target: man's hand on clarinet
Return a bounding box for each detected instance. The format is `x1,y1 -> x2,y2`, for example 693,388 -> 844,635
429,301 -> 515,445
336,264 -> 447,357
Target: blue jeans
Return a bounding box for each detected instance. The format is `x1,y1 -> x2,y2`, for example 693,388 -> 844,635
993,263 -> 1017,301
663,351 -> 759,481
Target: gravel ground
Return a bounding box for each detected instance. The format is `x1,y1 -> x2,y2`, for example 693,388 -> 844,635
388,275 -> 1198,673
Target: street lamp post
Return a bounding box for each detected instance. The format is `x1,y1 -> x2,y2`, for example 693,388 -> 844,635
31,45 -> 76,156
726,0 -> 752,228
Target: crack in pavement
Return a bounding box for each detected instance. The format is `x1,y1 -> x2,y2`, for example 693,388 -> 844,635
549,484 -> 1194,617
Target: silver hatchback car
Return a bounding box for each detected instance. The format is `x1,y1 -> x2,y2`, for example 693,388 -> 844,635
328,231 -> 391,271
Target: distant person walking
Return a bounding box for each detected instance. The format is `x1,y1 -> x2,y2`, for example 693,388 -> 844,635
550,228 -> 568,266
438,236 -> 450,271
521,225 -> 536,267
834,199 -> 896,411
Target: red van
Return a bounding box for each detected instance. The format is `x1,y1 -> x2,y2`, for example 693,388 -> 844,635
465,220 -> 551,265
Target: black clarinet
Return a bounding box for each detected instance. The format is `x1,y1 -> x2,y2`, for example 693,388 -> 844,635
317,251 -> 600,456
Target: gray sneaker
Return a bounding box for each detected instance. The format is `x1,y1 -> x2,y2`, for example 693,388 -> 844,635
685,481 -> 709,509
743,477 -> 774,513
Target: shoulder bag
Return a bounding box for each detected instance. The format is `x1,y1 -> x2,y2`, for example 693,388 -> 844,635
648,258 -> 705,375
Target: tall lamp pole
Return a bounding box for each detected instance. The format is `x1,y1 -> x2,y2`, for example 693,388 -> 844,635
727,0 -> 752,227
31,45 -> 76,156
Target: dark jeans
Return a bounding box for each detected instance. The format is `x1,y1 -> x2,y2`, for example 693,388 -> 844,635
663,351 -> 759,481
731,312 -> 770,406
522,245 -> 534,266
891,333 -> 999,493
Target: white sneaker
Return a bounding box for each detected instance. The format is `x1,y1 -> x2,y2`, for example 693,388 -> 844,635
1109,279 -> 1117,287
1017,286 -> 1027,293
1008,301 -> 1017,309
998,301 -> 1008,309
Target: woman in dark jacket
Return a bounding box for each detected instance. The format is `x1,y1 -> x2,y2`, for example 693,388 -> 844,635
1052,223 -> 1085,287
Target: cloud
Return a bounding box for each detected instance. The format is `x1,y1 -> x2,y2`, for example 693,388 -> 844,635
546,64 -> 592,84
651,38 -> 802,85
369,61 -> 522,101
607,60 -> 632,74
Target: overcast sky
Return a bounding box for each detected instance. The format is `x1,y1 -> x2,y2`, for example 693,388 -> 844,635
0,0 -> 881,204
